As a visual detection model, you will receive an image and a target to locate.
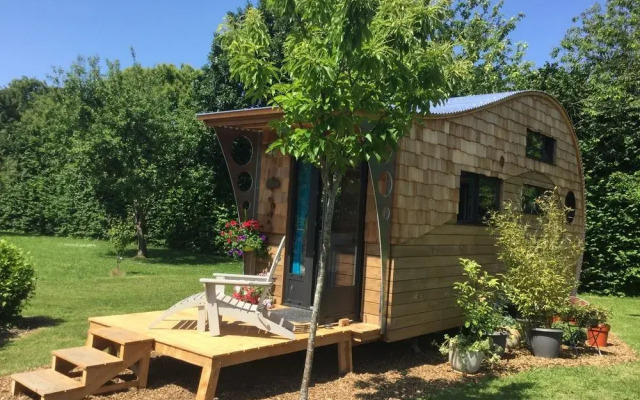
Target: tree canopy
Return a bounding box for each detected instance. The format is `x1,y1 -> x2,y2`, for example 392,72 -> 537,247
0,58 -> 234,252
525,0 -> 640,295
220,0 -> 470,397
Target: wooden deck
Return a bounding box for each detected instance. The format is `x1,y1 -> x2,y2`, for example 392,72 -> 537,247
89,309 -> 380,399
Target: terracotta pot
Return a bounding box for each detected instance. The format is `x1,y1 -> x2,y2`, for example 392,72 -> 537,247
587,324 -> 610,347
552,316 -> 577,325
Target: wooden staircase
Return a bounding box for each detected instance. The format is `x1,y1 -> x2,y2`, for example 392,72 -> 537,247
11,327 -> 153,400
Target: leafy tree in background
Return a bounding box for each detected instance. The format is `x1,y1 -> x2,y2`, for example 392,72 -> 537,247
195,1 -> 291,112
444,0 -> 532,96
221,0 -> 469,397
0,58 -> 234,253
525,0 -> 640,295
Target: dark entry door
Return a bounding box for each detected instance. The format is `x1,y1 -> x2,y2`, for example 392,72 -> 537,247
285,162 -> 367,322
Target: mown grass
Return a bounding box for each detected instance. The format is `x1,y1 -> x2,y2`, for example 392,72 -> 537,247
0,233 -> 241,376
427,295 -> 640,399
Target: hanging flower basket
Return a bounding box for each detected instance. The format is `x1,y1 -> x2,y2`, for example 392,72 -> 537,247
219,219 -> 268,258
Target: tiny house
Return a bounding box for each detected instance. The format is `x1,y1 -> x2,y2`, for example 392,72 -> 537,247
197,90 -> 585,342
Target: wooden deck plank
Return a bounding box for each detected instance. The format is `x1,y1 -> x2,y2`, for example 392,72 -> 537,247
52,347 -> 122,369
11,370 -> 83,396
89,309 -> 380,367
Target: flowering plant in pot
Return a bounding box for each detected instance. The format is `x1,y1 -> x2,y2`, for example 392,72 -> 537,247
584,305 -> 611,347
232,270 -> 275,308
219,219 -> 268,258
488,189 -> 583,358
232,285 -> 264,304
438,259 -> 504,372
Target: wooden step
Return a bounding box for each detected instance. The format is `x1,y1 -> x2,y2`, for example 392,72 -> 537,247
53,347 -> 122,369
11,369 -> 83,397
89,327 -> 153,345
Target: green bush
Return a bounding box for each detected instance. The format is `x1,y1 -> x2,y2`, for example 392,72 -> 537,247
0,239 -> 36,325
551,321 -> 587,346
455,258 -> 505,337
489,189 -> 584,327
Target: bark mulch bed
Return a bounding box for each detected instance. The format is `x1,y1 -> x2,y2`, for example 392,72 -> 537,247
1,333 -> 636,400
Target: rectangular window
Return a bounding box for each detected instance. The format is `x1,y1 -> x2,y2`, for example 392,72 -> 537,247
526,129 -> 556,164
521,184 -> 548,214
457,171 -> 501,224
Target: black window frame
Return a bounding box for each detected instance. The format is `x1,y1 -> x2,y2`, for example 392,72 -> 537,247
457,171 -> 502,225
521,184 -> 548,215
526,129 -> 556,164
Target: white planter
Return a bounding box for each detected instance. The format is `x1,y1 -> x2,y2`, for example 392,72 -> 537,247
449,348 -> 484,373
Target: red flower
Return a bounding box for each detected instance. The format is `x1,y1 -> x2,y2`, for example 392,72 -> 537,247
226,238 -> 232,244
225,223 -> 230,228
230,220 -> 237,226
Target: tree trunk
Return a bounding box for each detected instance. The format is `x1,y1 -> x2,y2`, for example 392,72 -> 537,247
299,168 -> 342,400
134,203 -> 148,258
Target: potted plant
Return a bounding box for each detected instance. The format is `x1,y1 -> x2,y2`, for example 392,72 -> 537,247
585,305 -> 611,347
439,334 -> 491,374
488,189 -> 584,358
439,258 -> 504,372
219,219 -> 268,258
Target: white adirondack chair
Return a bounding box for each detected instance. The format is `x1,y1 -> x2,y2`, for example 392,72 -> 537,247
149,237 -> 293,339
200,236 -> 295,339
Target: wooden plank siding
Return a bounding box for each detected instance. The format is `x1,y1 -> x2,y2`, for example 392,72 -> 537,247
204,92 -> 584,343
253,136 -> 292,306
385,93 -> 585,342
361,182 -> 383,326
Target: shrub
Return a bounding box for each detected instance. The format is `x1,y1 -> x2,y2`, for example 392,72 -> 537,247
455,258 -> 505,337
438,259 -> 505,363
488,189 -> 583,327
0,239 -> 36,325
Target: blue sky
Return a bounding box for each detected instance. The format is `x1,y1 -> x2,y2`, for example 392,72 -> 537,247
0,0 -> 595,87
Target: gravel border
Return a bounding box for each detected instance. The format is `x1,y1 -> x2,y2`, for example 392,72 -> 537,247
1,333 -> 636,400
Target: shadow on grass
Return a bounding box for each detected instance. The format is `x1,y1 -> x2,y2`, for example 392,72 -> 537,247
355,373 -> 534,400
105,248 -> 234,267
0,316 -> 64,348
0,231 -> 46,238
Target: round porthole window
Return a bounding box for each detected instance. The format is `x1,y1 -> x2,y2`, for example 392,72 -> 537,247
237,172 -> 252,192
378,171 -> 393,198
231,136 -> 252,166
242,200 -> 251,211
565,191 -> 576,223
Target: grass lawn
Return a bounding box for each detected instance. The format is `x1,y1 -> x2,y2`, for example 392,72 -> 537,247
428,295 -> 640,399
0,233 -> 241,376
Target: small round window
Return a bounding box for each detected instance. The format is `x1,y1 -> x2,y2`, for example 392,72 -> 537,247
231,136 -> 252,166
565,191 -> 576,223
237,172 -> 253,192
378,171 -> 393,198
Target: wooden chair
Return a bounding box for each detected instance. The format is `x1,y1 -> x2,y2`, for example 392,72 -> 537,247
200,236 -> 295,339
149,237 -> 293,339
